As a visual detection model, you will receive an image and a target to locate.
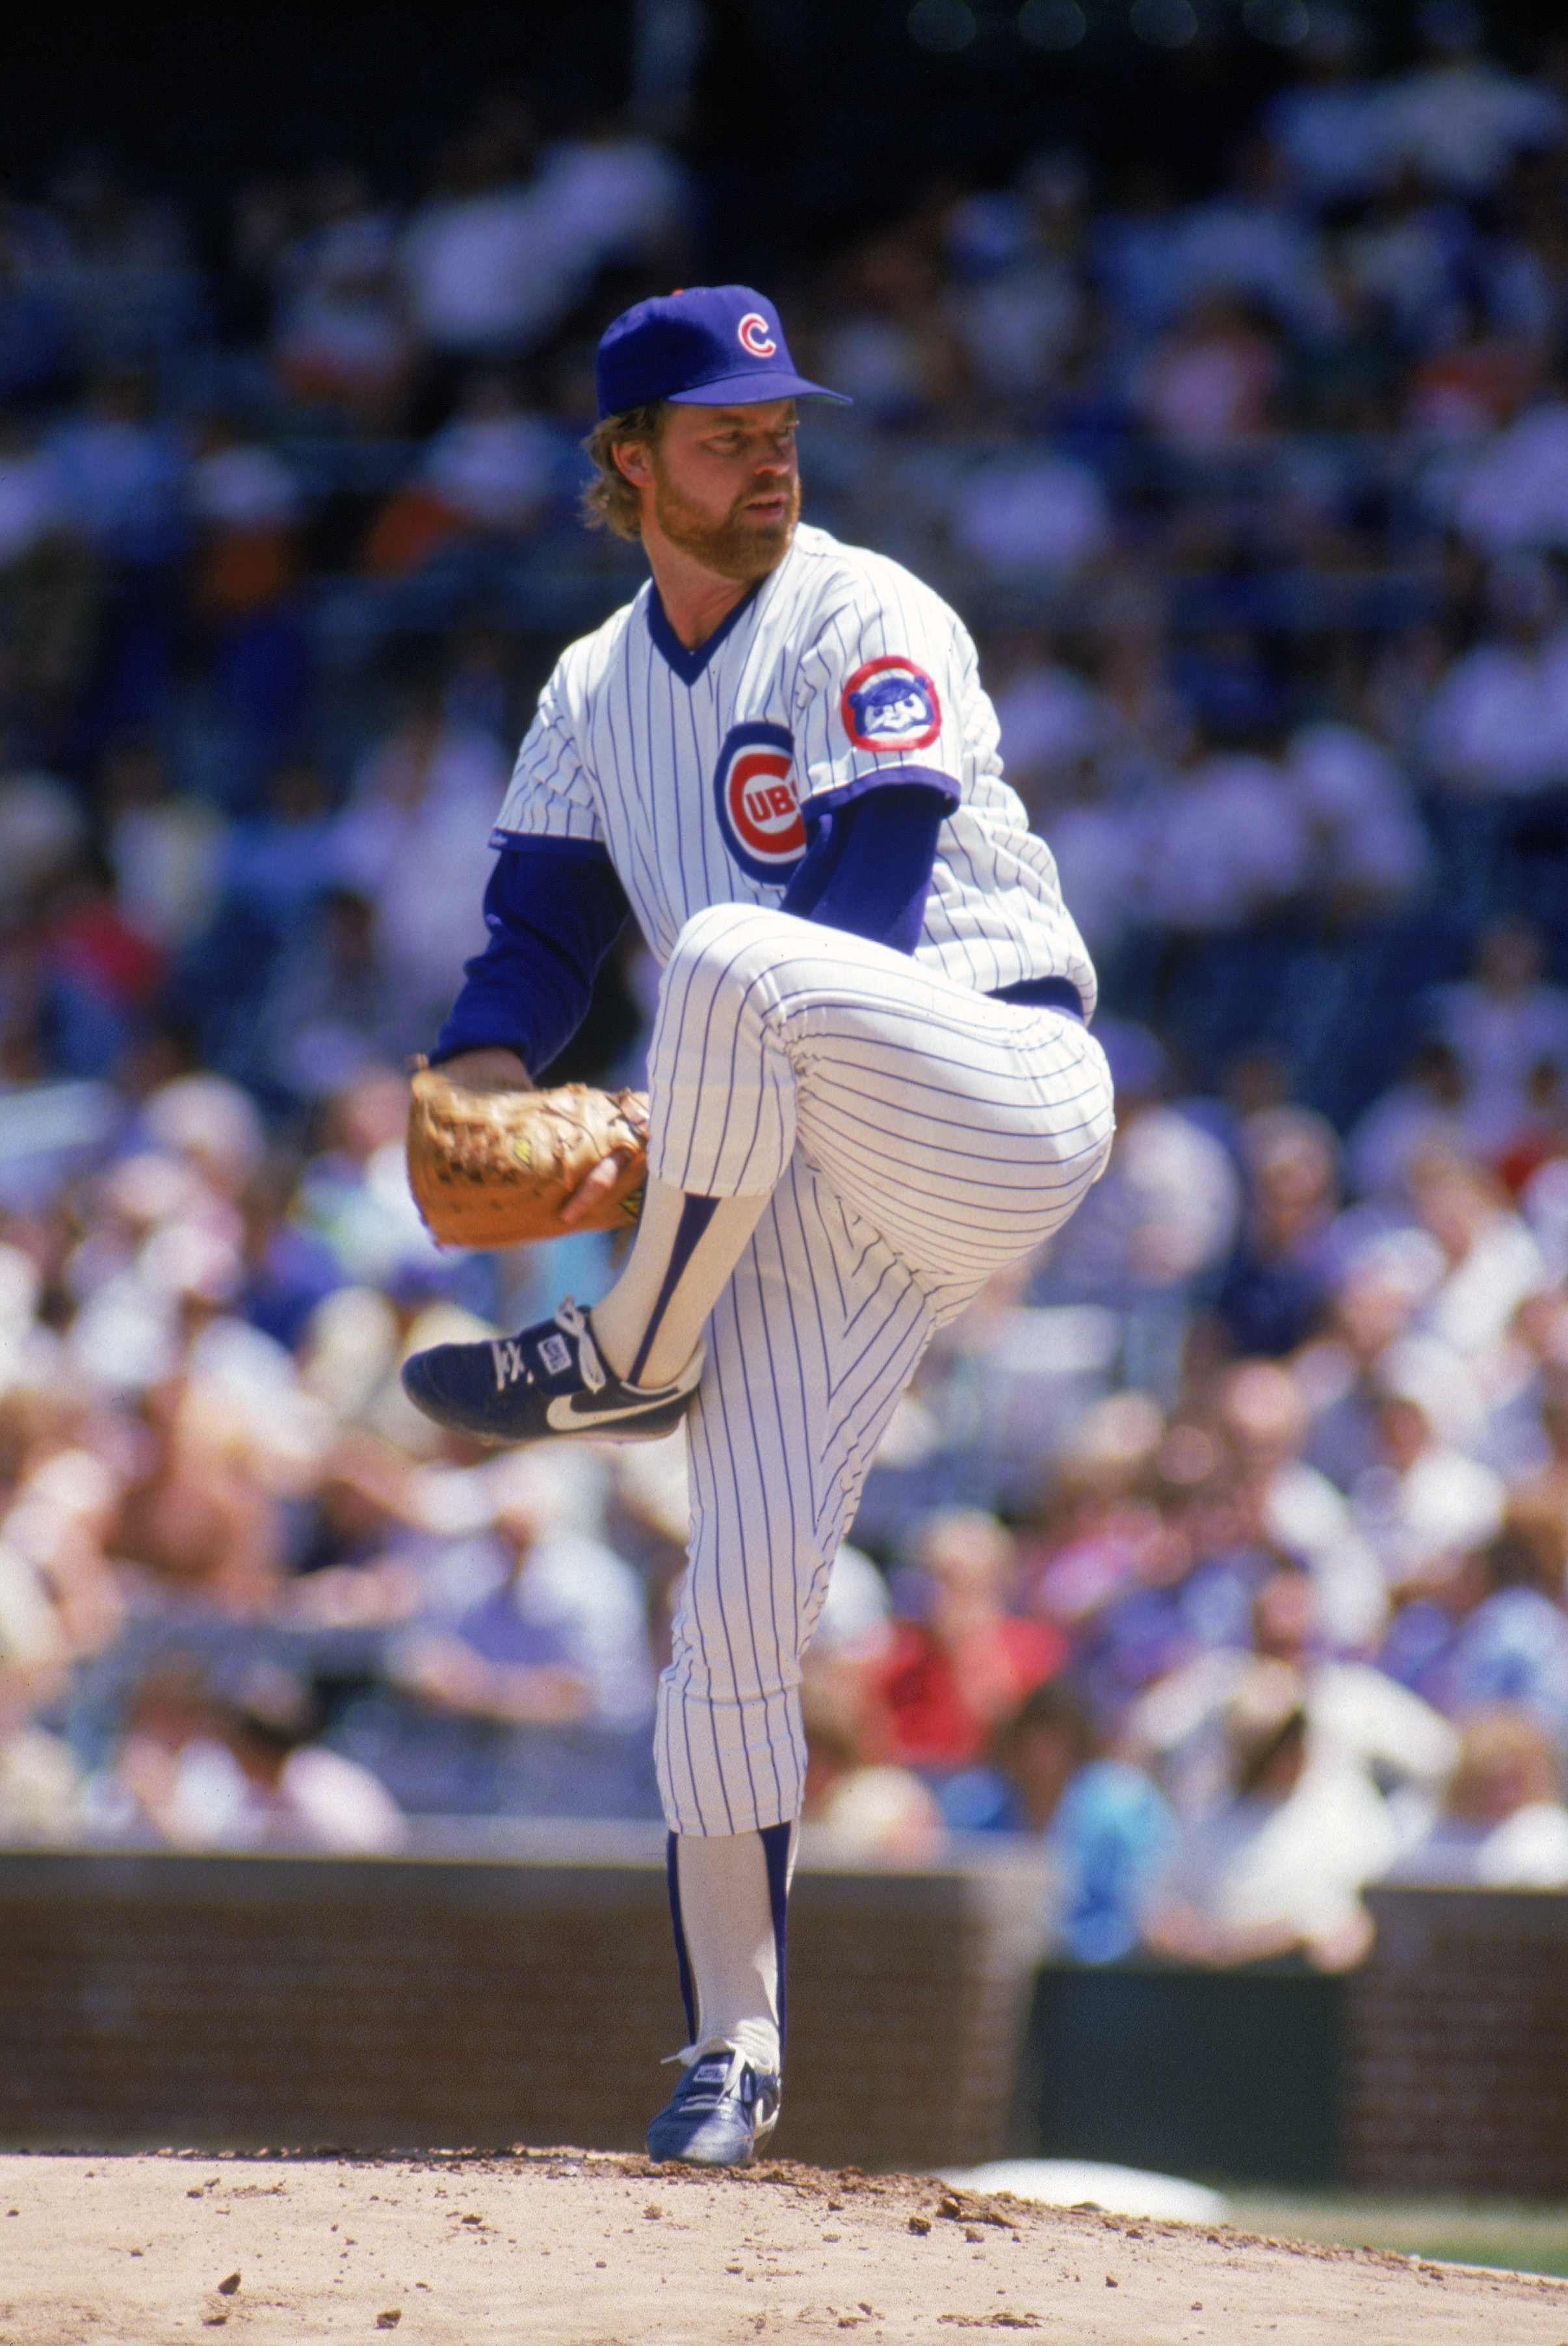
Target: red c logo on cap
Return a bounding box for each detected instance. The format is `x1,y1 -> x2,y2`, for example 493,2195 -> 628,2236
738,312 -> 777,359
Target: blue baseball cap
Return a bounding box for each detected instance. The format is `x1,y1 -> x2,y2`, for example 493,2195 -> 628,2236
595,285 -> 850,420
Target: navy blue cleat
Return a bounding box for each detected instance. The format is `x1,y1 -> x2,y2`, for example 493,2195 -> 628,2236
645,2048 -> 781,2168
400,1297 -> 702,1448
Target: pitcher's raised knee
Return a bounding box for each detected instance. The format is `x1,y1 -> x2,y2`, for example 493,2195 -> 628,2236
662,902 -> 812,1011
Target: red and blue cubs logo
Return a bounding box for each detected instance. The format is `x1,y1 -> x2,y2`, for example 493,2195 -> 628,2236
714,722 -> 805,882
841,655 -> 942,753
737,311 -> 777,359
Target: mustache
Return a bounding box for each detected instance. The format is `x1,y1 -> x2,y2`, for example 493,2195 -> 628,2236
731,475 -> 798,521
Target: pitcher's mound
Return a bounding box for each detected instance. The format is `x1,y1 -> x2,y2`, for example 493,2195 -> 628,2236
1,2148 -> 1564,2343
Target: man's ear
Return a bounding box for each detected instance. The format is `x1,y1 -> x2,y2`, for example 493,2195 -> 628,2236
614,439 -> 655,489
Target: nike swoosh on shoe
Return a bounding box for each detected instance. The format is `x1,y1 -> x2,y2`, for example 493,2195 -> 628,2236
545,1388 -> 685,1430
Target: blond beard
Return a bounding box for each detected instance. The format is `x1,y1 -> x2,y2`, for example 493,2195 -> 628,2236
649,460 -> 800,581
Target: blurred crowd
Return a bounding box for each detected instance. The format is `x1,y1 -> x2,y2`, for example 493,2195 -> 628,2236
5,8 -> 1568,1970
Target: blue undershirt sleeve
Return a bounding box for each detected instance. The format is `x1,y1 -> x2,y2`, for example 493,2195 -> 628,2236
781,779 -> 954,955
431,843 -> 631,1076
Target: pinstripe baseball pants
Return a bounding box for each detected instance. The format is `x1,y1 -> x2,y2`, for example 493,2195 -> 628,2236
647,903 -> 1115,1835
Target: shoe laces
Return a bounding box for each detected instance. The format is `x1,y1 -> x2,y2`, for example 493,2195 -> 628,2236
489,1298 -> 606,1396
673,2050 -> 756,2113
555,1297 -> 606,1392
664,2042 -> 776,2111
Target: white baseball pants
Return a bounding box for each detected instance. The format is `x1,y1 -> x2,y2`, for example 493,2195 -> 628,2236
646,904 -> 1114,1836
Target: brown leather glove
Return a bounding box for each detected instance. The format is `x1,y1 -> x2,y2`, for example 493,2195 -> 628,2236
406,1061 -> 647,1248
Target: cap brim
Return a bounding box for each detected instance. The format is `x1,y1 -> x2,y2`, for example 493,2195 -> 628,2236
665,369 -> 851,407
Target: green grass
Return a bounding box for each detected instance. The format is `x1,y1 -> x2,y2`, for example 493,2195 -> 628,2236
1222,2189 -> 1568,2278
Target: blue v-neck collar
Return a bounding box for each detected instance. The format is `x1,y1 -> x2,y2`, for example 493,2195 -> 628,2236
646,575 -> 764,685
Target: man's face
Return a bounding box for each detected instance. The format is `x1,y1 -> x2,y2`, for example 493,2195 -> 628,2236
619,398 -> 801,581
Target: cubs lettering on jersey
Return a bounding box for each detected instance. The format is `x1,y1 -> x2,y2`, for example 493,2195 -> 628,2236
713,722 -> 805,882
490,522 -> 1095,1014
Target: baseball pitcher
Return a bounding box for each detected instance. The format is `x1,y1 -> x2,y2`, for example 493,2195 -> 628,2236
402,285 -> 1114,2165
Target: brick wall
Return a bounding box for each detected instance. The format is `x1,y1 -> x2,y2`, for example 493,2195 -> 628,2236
1344,1885 -> 1568,2197
16,1851 -> 1563,2189
0,1832 -> 1048,2172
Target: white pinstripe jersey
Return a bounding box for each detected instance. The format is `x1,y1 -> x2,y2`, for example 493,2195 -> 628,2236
491,521 -> 1097,1011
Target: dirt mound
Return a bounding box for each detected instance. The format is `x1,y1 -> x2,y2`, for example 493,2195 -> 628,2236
1,2148 -> 1565,2342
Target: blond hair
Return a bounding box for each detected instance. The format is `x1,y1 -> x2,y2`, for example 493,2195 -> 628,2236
581,403 -> 667,538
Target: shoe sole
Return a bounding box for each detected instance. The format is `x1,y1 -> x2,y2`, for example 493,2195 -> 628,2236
401,1381 -> 697,1448
646,2105 -> 779,2169
473,1408 -> 692,1450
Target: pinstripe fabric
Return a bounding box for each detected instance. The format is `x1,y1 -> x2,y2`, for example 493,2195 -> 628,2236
650,905 -> 1114,1834
485,522 -> 1114,1836
490,525 -> 1097,1011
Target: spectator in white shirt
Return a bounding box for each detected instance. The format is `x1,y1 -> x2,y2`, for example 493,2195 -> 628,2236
1133,1565 -> 1457,1826
943,153 -> 1086,406
400,99 -> 686,363
1043,770 -> 1156,961
1389,1704 -> 1568,1886
1142,1658 -> 1390,1971
1409,1145 -> 1549,1362
108,1662 -> 404,1853
101,735 -> 227,955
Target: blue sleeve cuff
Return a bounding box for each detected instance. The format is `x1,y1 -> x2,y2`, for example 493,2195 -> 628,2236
800,761 -> 961,819
487,828 -> 610,858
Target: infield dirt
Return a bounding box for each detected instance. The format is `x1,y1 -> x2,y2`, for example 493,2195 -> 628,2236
1,2149 -> 1565,2344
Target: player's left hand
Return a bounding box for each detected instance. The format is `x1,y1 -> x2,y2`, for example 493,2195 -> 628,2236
558,1091 -> 650,1228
